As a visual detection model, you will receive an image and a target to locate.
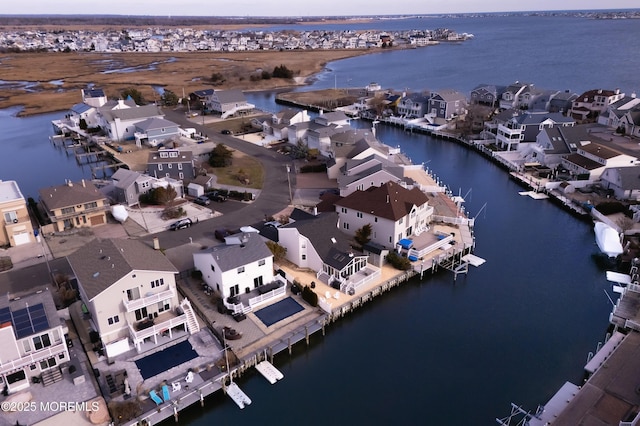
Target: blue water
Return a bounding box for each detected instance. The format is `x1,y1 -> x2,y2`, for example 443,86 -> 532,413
0,13 -> 636,425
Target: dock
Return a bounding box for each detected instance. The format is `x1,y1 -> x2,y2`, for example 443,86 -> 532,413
254,360 -> 284,384
226,382 -> 252,409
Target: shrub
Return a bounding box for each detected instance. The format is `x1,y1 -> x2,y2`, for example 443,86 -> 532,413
302,285 -> 318,307
595,201 -> 628,216
300,164 -> 327,173
386,251 -> 412,270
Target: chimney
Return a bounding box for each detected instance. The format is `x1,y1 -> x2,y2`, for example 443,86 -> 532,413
153,237 -> 160,250
81,179 -> 86,187
313,206 -> 318,216
386,195 -> 390,203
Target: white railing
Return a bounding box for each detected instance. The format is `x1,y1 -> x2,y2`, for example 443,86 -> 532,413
249,286 -> 286,308
341,268 -> 381,294
128,315 -> 188,343
431,215 -> 474,226
624,319 -> 640,332
0,342 -> 66,375
123,288 -> 175,312
413,234 -> 454,258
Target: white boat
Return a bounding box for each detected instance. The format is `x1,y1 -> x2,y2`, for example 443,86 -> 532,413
594,222 -> 623,258
255,360 -> 284,384
111,205 -> 128,223
227,382 -> 251,409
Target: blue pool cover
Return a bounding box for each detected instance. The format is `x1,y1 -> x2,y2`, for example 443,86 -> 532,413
254,297 -> 304,327
135,340 -> 198,380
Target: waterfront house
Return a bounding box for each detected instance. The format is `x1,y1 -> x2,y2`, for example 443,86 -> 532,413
597,96 -> 640,129
108,168 -> 183,206
0,180 -> 35,247
147,149 -> 196,181
97,103 -> 164,142
68,103 -> 98,130
0,289 -> 70,394
189,88 -> 215,111
336,154 -> 405,197
81,87 -> 108,108
548,90 -> 579,114
262,109 -> 310,141
527,125 -> 594,168
562,142 -> 637,180
193,232 -> 282,314
39,180 -> 110,232
470,84 -> 503,107
397,92 -> 430,118
570,88 -> 625,123
277,212 -> 376,294
600,166 -> 640,201
494,110 -> 575,151
498,82 -> 530,110
133,117 -> 181,148
427,89 -> 467,125
335,181 -> 433,249
208,89 -> 255,119
326,129 -> 400,179
67,238 -> 200,356
617,106 -> 640,138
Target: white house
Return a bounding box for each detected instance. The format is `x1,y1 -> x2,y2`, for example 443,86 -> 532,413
337,154 -> 405,196
193,232 -> 281,314
601,166 -> 640,201
262,108 -> 310,141
97,103 -> 164,142
67,238 -> 200,357
0,289 -> 70,394
562,142 -> 638,180
335,181 -> 433,248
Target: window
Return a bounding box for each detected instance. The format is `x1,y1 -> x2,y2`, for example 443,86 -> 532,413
343,222 -> 349,230
177,163 -> 183,170
258,259 -> 265,266
61,206 -> 75,214
179,172 -> 184,179
107,315 -> 120,325
84,201 -> 98,209
29,364 -> 36,371
398,218 -> 403,224
160,152 -> 169,158
169,151 -> 179,158
253,276 -> 263,288
341,207 -> 347,213
134,307 -> 148,321
151,278 -> 164,288
141,181 -> 150,189
211,265 -> 215,271
158,300 -> 170,312
168,164 -> 172,169
158,164 -> 163,171
58,353 -> 65,360
126,287 -> 140,301
356,212 -> 363,218
374,217 -> 378,222
3,211 -> 17,223
237,266 -> 245,274
33,334 -> 52,351
302,254 -> 306,260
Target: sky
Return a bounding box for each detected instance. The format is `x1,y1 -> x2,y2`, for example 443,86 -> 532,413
1,0 -> 636,17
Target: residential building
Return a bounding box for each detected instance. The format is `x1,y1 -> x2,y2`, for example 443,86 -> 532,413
133,117 -> 181,148
397,92 -> 430,118
570,88 -> 625,123
147,149 -> 196,181
601,166 -> 640,201
427,89 -> 467,124
81,87 -> 107,108
470,84 -> 503,107
0,289 -> 70,394
208,89 -> 255,119
598,96 -> 640,129
261,109 -> 310,141
548,90 -> 579,114
277,212 -> 375,294
336,154 -> 405,197
528,125 -> 593,168
67,238 -> 199,356
562,142 -> 637,180
499,82 -> 530,110
97,103 -> 164,142
107,168 -> 183,206
618,107 -> 640,138
0,180 -> 35,247
39,180 -> 110,232
68,103 -> 98,130
335,181 -> 433,248
193,232 -> 281,314
494,110 -> 575,151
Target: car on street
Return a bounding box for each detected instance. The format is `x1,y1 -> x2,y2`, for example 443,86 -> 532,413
220,129 -> 232,135
206,191 -> 227,202
169,218 -> 193,230
194,195 -> 210,206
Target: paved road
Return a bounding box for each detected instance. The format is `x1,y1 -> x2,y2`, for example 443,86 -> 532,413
143,108 -> 296,250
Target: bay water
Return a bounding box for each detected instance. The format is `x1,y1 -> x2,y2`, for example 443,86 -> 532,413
0,12 -> 638,425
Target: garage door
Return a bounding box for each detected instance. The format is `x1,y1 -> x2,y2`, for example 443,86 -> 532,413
90,215 -> 105,226
13,232 -> 31,246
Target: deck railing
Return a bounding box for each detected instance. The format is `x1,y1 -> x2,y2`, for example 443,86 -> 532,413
0,342 -> 67,375
123,288 -> 175,312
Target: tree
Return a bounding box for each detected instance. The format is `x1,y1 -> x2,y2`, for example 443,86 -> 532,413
120,87 -> 146,105
291,140 -> 309,159
154,185 -> 177,204
272,64 -> 294,79
266,241 -> 287,262
354,224 -> 372,247
208,143 -> 233,167
161,90 -> 179,106
211,72 -> 225,83
369,95 -> 387,117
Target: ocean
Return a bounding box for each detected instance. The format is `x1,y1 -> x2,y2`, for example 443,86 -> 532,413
1,11 -> 638,425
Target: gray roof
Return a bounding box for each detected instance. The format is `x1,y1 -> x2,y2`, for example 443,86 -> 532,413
111,168 -> 145,189
281,212 -> 360,270
100,104 -> 163,123
196,232 -> 272,272
39,180 -> 107,210
316,111 -> 349,123
147,149 -> 193,164
135,117 -> 179,132
605,166 -> 640,191
67,238 -> 178,301
214,89 -> 246,104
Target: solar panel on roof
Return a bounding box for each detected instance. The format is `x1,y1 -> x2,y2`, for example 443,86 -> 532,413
0,307 -> 11,324
10,303 -> 50,339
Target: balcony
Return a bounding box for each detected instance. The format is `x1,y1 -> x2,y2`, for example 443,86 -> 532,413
48,204 -> 110,222
122,288 -> 175,312
128,310 -> 187,343
0,342 -> 67,375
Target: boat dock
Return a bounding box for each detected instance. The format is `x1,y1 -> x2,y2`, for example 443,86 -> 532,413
254,360 -> 284,384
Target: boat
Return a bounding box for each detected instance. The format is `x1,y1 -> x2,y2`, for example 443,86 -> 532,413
594,222 -> 623,258
111,205 -> 128,223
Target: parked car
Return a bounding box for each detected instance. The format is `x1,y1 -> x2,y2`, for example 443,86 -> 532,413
194,195 -> 210,206
215,228 -> 231,241
206,191 -> 227,202
169,218 -> 193,230
220,129 -> 232,135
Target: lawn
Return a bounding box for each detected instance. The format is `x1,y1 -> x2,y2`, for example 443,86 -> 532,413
207,151 -> 264,189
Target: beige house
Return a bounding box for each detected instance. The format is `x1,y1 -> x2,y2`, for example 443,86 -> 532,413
67,238 -> 200,357
0,289 -> 70,394
39,179 -> 110,232
0,180 -> 35,247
